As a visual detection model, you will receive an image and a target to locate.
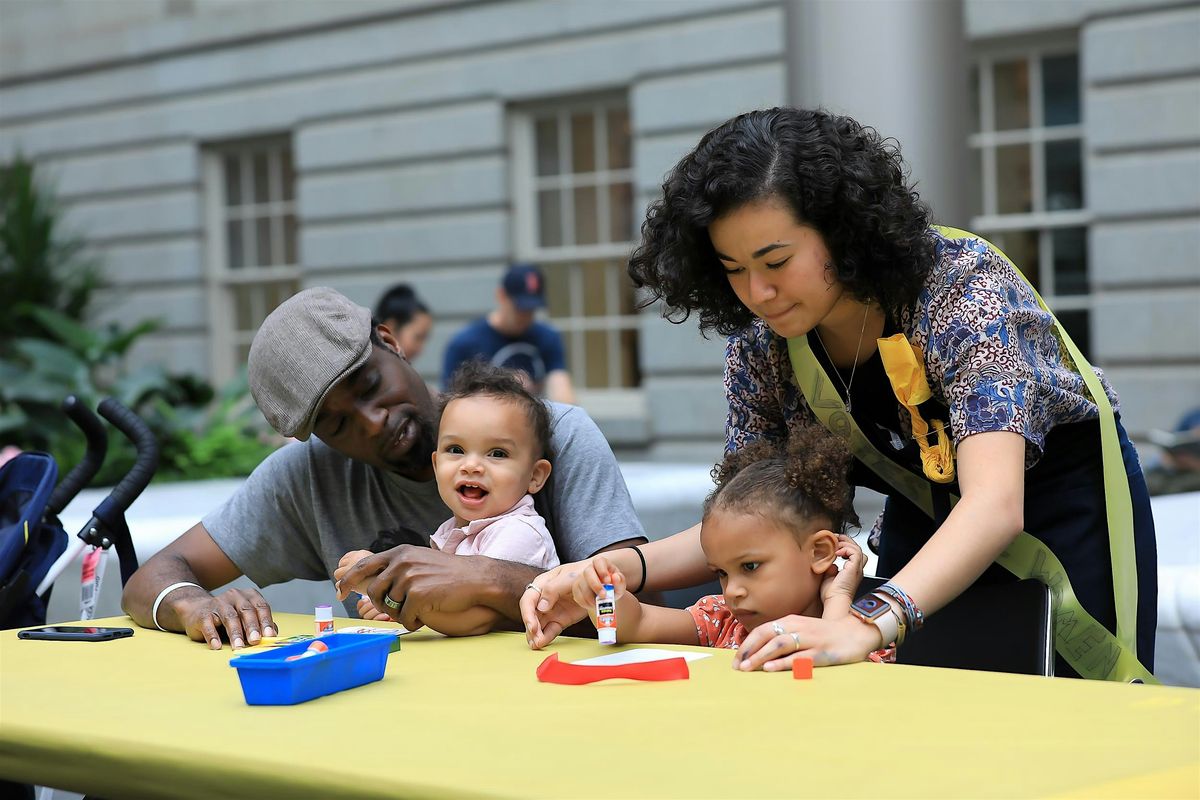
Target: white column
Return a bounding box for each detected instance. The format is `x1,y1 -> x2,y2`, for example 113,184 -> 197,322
786,0 -> 973,227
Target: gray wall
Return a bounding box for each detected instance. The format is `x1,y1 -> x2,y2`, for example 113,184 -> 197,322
0,0 -> 784,461
1083,4 -> 1200,435
2,0 -> 1196,459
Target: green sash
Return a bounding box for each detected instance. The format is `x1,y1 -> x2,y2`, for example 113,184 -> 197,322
786,226 -> 1155,683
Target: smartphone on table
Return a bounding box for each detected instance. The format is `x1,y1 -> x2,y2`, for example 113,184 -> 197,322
18,626 -> 134,642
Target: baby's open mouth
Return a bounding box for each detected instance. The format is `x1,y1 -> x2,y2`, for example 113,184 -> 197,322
458,483 -> 488,501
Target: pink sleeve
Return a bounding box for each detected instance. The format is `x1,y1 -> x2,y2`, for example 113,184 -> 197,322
470,516 -> 559,570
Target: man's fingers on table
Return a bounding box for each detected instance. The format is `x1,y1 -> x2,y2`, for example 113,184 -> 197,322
195,610 -> 223,650
220,604 -> 248,649
252,595 -> 276,638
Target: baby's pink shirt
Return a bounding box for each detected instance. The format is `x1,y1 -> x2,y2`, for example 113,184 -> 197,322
430,494 -> 560,570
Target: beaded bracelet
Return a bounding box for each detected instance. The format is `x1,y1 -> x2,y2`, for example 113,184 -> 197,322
875,582 -> 925,632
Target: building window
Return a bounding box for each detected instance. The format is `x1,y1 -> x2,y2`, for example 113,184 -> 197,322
969,49 -> 1091,356
511,98 -> 640,392
202,138 -> 300,383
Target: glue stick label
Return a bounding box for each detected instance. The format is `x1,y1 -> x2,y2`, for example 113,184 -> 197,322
596,583 -> 617,645
315,604 -> 335,635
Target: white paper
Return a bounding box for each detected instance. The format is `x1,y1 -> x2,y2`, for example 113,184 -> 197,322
573,647 -> 712,666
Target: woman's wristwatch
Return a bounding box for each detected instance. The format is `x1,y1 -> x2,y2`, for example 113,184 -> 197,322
849,592 -> 901,648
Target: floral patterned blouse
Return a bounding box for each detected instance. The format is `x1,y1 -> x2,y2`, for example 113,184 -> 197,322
724,228 -> 1119,470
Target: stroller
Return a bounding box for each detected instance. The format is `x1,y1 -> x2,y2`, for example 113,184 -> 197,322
0,395 -> 158,629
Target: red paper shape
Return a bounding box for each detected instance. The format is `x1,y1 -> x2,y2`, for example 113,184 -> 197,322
792,657 -> 814,679
535,652 -> 690,685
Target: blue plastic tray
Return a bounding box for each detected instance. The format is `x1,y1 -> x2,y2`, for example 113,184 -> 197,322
230,633 -> 393,705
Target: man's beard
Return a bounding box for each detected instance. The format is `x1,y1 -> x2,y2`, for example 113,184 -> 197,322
387,412 -> 437,476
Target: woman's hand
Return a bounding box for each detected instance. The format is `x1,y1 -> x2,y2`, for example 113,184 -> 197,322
820,534 -> 866,615
733,614 -> 882,672
520,559 -> 599,649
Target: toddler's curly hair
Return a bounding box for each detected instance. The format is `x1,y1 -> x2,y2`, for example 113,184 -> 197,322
704,426 -> 859,537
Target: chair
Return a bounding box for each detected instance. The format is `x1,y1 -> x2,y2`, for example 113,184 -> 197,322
858,576 -> 1055,676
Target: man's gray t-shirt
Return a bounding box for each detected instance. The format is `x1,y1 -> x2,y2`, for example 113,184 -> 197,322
203,403 -> 645,588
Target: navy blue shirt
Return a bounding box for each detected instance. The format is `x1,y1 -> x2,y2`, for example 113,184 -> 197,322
442,318 -> 566,389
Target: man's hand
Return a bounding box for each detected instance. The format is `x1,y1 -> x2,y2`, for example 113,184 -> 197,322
335,544 -> 514,631
164,586 -> 277,650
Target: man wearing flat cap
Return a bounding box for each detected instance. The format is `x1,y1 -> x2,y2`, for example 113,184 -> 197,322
122,287 -> 645,648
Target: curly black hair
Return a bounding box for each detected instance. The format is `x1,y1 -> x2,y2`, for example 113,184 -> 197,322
628,107 -> 935,336
438,360 -> 552,459
703,425 -> 859,537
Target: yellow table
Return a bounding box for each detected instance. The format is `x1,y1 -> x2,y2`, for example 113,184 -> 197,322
1,614 -> 1197,799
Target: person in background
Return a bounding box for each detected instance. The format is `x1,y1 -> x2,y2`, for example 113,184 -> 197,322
1144,408 -> 1200,496
375,283 -> 433,363
442,264 -> 576,404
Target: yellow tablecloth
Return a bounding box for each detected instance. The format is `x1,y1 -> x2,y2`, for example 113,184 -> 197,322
1,614 -> 1197,799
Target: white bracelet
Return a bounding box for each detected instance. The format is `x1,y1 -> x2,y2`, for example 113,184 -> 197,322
151,581 -> 203,632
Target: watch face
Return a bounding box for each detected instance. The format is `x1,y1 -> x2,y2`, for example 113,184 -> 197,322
851,594 -> 890,621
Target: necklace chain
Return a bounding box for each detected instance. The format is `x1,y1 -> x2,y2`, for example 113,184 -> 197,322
814,305 -> 871,414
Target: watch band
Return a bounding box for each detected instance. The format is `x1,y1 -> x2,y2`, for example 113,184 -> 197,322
850,592 -> 900,649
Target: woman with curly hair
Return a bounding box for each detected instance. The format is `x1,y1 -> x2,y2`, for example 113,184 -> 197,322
522,107 -> 1157,681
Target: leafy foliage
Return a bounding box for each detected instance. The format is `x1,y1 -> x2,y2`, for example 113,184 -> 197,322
0,156 -> 279,485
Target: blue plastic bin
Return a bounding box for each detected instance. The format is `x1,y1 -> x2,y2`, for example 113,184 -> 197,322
230,633 -> 393,705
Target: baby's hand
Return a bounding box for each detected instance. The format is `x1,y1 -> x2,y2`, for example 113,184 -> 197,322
820,534 -> 866,608
356,595 -> 393,622
334,549 -> 374,601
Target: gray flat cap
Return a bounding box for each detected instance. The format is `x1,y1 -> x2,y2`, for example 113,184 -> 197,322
248,287 -> 373,440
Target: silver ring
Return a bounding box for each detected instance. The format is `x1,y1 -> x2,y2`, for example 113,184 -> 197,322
791,632 -> 802,650
771,622 -> 786,637
525,582 -> 542,594
383,594 -> 402,610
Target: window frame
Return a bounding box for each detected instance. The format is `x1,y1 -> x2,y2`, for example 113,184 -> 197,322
202,136 -> 300,385
969,42 -> 1093,324
510,95 -> 642,404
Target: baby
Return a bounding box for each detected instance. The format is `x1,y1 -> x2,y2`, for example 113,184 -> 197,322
336,360 -> 558,631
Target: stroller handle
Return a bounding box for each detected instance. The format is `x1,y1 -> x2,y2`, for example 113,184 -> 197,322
97,397 -> 159,514
46,395 -> 109,517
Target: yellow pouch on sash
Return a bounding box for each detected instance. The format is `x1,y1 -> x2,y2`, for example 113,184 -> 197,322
877,334 -> 956,484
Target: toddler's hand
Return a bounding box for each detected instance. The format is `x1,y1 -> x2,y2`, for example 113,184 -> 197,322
572,555 -> 626,624
334,549 -> 374,601
820,534 -> 866,609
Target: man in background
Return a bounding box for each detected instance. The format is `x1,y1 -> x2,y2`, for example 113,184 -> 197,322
442,264 -> 576,404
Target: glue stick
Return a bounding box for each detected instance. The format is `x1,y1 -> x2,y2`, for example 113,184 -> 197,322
285,640 -> 330,662
596,583 -> 617,645
315,604 -> 335,636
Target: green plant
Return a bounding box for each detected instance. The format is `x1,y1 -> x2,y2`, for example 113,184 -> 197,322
150,370 -> 279,481
0,155 -> 278,484
0,155 -> 101,349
